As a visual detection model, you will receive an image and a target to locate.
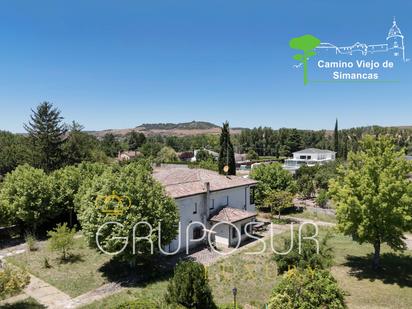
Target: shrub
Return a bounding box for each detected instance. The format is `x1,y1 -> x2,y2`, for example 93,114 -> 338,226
268,268 -> 346,309
315,189 -> 328,208
47,223 -> 76,261
274,227 -> 333,274
25,233 -> 37,251
165,261 -> 216,309
0,264 -> 30,300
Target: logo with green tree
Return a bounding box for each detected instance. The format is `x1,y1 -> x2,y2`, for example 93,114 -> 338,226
290,34 -> 321,85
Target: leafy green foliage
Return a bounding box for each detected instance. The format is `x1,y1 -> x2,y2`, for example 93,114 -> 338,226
126,130 -> 146,151
0,264 -> 30,300
62,121 -> 107,165
101,133 -> 123,157
47,223 -> 77,261
274,229 -> 333,273
0,164 -> 54,232
157,146 -> 179,163
246,149 -> 259,161
264,190 -> 294,219
250,163 -> 296,208
189,159 -> 219,172
140,141 -> 162,157
76,162 -> 178,263
268,268 -> 346,309
0,131 -> 31,176
165,261 -> 216,309
315,189 -> 328,208
218,122 -> 236,175
195,149 -> 215,162
329,135 -> 412,269
24,102 -> 67,172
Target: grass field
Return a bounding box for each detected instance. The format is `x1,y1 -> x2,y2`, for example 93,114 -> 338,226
287,209 -> 337,223
6,236 -> 113,297
6,228 -> 412,308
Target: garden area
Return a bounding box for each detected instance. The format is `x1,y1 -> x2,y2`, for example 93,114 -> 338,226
7,227 -> 406,308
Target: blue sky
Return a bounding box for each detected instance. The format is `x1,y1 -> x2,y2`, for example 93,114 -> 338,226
0,0 -> 411,132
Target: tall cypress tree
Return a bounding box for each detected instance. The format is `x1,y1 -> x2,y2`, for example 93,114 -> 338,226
334,118 -> 339,156
24,102 -> 67,172
218,122 -> 236,175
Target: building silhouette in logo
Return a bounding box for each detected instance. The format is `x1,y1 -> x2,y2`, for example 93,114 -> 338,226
316,18 -> 406,62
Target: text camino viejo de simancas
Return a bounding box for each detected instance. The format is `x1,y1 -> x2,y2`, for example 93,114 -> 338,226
317,59 -> 395,80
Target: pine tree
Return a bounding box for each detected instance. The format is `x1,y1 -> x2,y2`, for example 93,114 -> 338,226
24,102 -> 67,172
334,118 -> 339,156
218,122 -> 236,175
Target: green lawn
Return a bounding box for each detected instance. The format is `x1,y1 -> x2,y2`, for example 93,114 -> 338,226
6,236 -> 113,297
287,209 -> 337,223
6,229 -> 412,308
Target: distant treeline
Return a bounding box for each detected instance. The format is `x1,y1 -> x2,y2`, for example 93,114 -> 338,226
1,102 -> 412,176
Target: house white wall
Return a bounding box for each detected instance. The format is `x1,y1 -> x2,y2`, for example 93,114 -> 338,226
165,184 -> 256,252
292,152 -> 335,161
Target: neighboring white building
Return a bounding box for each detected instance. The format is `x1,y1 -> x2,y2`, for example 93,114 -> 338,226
283,148 -> 336,172
153,167 -> 257,252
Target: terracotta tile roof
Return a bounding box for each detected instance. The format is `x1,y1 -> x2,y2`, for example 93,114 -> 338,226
153,167 -> 257,199
210,207 -> 256,223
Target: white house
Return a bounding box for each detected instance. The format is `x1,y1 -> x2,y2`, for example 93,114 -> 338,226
153,167 -> 257,252
283,148 -> 336,172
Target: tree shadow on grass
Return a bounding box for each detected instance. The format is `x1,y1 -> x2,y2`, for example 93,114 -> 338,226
98,255 -> 174,288
344,253 -> 412,287
1,299 -> 46,309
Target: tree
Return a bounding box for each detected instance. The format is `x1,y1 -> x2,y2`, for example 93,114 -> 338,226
51,165 -> 82,226
246,149 -> 259,161
297,173 -> 316,199
289,34 -> 321,85
157,146 -> 179,163
62,121 -> 105,165
329,135 -> 412,269
127,131 -> 146,151
218,122 -> 236,175
0,164 -> 54,233
195,149 -> 214,162
250,163 -> 296,208
47,223 -> 76,261
264,190 -> 294,220
268,268 -> 346,309
140,141 -> 162,158
274,228 -> 333,273
101,133 -> 122,157
76,162 -> 178,264
0,264 -> 30,300
165,261 -> 216,309
0,131 -> 31,175
24,102 -> 67,172
334,119 -> 339,156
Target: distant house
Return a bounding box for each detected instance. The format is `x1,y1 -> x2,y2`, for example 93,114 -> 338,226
117,150 -> 142,161
283,148 -> 336,172
153,167 -> 257,252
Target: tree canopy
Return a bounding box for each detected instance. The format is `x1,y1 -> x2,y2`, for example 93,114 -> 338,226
329,135 -> 412,269
76,162 -> 179,263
